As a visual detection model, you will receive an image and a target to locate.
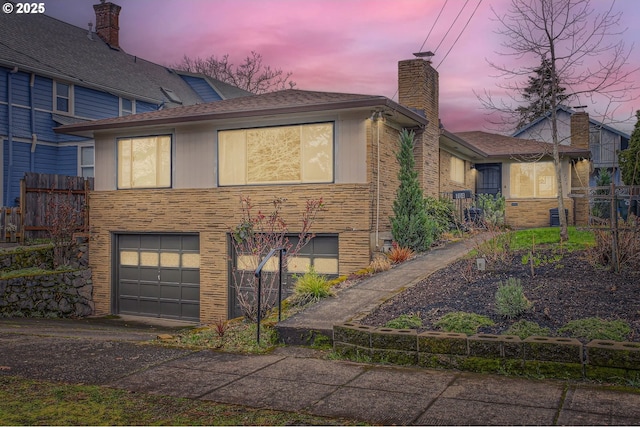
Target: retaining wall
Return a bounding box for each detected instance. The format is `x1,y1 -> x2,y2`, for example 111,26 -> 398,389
334,322 -> 640,382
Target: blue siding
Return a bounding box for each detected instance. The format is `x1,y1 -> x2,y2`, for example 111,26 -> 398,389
0,104 -> 7,136
9,71 -> 30,107
0,67 -> 7,102
33,75 -> 53,110
136,100 -> 159,113
10,107 -> 31,139
33,144 -> 59,174
3,139 -> 31,205
56,146 -> 78,176
74,86 -> 119,119
180,75 -> 222,102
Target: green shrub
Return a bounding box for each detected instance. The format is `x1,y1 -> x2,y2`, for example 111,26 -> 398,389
290,267 -> 333,306
384,313 -> 423,329
494,277 -> 532,319
504,320 -> 550,339
558,317 -> 631,341
476,193 -> 505,227
424,196 -> 457,236
434,312 -> 495,335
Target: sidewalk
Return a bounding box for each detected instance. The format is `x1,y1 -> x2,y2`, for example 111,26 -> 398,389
277,232 -> 490,344
1,318 -> 639,425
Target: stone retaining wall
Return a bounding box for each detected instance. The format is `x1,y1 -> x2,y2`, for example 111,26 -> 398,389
334,323 -> 640,382
0,269 -> 93,318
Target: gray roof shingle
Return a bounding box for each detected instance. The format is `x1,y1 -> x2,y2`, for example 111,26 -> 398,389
0,6 -> 249,107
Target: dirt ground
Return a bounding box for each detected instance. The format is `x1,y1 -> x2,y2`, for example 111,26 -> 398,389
362,249 -> 640,342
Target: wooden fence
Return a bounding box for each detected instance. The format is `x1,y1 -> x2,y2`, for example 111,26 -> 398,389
0,173 -> 93,243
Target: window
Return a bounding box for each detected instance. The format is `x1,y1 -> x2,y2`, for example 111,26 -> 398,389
54,82 -> 72,113
120,98 -> 135,116
510,162 -> 557,198
117,135 -> 171,189
79,146 -> 94,178
218,123 -> 334,185
450,156 -> 465,183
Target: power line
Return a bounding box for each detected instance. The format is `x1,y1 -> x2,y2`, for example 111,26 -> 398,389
418,0 -> 449,53
433,0 -> 470,54
436,0 -> 483,69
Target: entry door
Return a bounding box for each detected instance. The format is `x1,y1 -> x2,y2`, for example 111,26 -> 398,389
116,234 -> 200,321
476,163 -> 502,195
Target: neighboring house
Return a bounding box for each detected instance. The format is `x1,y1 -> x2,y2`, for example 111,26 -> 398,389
512,105 -> 630,186
439,129 -> 591,228
57,56 -> 440,323
0,1 -> 249,206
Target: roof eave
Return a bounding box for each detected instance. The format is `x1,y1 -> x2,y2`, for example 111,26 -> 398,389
55,96 -> 428,137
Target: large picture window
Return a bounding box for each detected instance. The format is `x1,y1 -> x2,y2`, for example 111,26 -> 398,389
218,123 -> 334,185
510,162 -> 557,198
117,135 -> 171,189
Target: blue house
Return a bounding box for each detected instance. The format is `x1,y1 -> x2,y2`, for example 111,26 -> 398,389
0,1 -> 250,206
512,106 -> 630,186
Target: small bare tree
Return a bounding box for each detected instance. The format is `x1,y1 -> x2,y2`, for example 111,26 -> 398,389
479,0 -> 638,241
230,196 -> 324,321
174,51 -> 296,94
45,185 -> 84,267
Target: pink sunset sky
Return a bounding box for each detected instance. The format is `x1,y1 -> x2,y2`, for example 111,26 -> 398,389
44,0 -> 640,134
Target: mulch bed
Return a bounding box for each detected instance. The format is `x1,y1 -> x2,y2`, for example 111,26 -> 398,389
361,248 -> 640,342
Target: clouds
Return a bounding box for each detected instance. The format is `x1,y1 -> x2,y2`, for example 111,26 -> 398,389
44,0 -> 639,133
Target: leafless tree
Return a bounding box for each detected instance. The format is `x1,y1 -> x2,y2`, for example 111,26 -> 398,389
479,0 -> 638,241
174,51 -> 296,94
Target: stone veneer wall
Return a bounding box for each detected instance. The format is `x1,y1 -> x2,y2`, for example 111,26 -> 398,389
89,184 -> 375,324
0,243 -> 92,318
334,323 -> 640,382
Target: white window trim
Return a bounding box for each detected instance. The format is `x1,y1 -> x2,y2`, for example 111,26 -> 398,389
117,135 -> 173,189
78,144 -> 95,178
53,81 -> 73,115
120,98 -> 136,116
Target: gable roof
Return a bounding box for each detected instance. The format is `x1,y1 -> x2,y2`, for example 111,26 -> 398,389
55,89 -> 428,137
454,131 -> 591,159
0,6 -> 249,107
512,105 -> 630,139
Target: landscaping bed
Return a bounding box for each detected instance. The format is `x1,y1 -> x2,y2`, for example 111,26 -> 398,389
361,248 -> 640,342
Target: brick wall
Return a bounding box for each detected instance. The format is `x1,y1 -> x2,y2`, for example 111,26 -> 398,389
89,184 -> 373,323
505,198 -> 574,228
398,58 -> 439,197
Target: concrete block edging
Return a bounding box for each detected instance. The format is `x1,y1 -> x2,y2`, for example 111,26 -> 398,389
333,322 -> 640,382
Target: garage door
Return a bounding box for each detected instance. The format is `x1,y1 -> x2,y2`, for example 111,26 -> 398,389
116,234 -> 200,321
229,235 -> 338,319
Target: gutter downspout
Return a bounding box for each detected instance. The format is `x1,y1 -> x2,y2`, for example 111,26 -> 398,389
5,67 -> 18,206
374,112 -> 382,249
30,73 -> 37,172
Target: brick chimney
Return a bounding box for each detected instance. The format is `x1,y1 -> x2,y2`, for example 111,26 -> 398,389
570,111 -> 590,149
93,1 -> 121,49
398,54 -> 440,197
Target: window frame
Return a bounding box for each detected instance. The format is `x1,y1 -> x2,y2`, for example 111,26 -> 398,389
116,134 -> 173,190
53,81 -> 73,114
217,122 -> 335,186
78,145 -> 95,178
509,161 -> 557,199
120,98 -> 136,116
450,156 -> 465,184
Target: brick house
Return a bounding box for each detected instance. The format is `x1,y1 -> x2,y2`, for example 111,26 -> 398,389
57,56 -> 443,323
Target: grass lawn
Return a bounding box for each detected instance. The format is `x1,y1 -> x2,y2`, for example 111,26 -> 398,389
510,226 -> 595,251
0,376 -> 360,426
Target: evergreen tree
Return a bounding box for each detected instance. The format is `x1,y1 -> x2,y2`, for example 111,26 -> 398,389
391,129 -> 431,251
515,58 -> 569,130
618,111 -> 640,185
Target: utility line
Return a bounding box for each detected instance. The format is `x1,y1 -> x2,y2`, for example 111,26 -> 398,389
436,0 -> 483,69
418,0 -> 449,53
433,0 -> 470,54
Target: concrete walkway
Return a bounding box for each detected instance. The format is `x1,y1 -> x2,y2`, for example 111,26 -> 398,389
277,233 -> 491,343
1,317 -> 640,425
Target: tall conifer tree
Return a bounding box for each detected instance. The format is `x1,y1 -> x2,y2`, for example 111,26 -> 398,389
391,129 -> 430,251
618,111 -> 640,185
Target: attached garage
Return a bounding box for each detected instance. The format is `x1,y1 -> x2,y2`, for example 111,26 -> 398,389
114,234 -> 200,321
